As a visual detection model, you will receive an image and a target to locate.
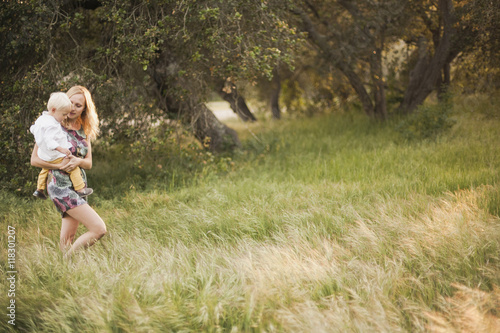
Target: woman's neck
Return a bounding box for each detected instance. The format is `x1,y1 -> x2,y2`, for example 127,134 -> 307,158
66,119 -> 82,130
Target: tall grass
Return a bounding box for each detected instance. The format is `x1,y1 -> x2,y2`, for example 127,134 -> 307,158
1,95 -> 499,332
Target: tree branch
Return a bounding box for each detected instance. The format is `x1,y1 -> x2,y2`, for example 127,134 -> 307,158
338,0 -> 362,20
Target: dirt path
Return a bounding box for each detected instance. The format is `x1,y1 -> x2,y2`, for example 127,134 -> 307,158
206,101 -> 238,121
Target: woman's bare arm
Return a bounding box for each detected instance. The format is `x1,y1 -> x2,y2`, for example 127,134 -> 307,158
31,144 -> 68,169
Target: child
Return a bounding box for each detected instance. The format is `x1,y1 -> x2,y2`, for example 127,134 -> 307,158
30,92 -> 93,199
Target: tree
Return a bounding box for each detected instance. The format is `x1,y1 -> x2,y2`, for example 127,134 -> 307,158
0,0 -> 67,191
219,79 -> 257,122
451,0 -> 500,92
468,0 -> 500,68
398,0 -> 500,111
284,0 -> 409,119
398,0 -> 456,112
270,67 -> 282,119
95,0 -> 299,150
278,0 -> 499,116
0,0 -> 301,190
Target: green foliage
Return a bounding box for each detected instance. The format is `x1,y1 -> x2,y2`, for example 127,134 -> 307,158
90,125 -> 236,199
0,1 -> 52,75
0,76 -> 59,194
279,62 -> 349,117
0,1 -> 60,193
0,105 -> 36,194
455,0 -> 500,79
0,0 -> 301,193
97,0 -> 301,84
396,99 -> 456,141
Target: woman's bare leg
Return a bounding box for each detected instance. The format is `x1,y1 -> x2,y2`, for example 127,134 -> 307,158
60,215 -> 80,252
64,204 -> 107,257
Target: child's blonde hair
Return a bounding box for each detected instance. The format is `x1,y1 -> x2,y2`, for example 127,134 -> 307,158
47,92 -> 71,112
64,86 -> 100,142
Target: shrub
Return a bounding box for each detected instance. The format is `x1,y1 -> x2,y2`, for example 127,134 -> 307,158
396,99 -> 456,141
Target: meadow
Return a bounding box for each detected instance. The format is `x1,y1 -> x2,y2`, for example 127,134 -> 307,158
1,94 -> 500,332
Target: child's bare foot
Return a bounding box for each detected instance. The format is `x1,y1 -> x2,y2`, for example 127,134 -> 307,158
33,189 -> 47,200
76,188 -> 93,197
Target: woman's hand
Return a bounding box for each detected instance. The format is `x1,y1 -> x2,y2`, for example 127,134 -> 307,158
54,157 -> 70,170
60,155 -> 81,172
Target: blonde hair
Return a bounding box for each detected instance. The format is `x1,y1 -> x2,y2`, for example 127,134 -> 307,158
64,86 -> 100,142
47,92 -> 71,112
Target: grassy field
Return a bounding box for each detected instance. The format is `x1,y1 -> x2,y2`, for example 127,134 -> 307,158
1,94 -> 500,332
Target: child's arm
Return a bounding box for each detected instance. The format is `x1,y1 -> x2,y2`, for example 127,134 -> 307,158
60,141 -> 93,172
44,125 -> 70,156
55,146 -> 71,156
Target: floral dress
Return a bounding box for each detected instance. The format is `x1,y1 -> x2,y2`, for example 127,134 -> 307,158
47,126 -> 89,216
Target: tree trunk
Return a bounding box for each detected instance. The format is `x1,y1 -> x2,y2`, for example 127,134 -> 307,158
187,102 -> 241,152
293,8 -> 376,118
370,33 -> 387,120
337,60 -> 375,117
151,59 -> 241,152
270,69 -> 281,119
437,61 -> 451,101
219,81 -> 257,122
399,0 -> 454,113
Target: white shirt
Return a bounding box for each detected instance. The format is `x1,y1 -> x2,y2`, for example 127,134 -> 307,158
30,111 -> 71,162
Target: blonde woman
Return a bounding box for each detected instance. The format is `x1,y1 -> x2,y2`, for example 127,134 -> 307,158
31,86 -> 106,256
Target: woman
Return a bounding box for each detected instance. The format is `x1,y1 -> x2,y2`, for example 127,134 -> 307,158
31,86 -> 106,257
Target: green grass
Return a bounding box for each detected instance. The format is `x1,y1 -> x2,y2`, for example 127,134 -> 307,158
1,95 -> 500,332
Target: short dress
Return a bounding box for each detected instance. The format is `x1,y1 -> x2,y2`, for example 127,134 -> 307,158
47,126 -> 89,216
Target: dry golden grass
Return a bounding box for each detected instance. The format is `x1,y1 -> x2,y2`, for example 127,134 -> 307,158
426,284 -> 500,333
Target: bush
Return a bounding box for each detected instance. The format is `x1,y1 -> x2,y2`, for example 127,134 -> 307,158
396,100 -> 456,141
90,124 -> 237,199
